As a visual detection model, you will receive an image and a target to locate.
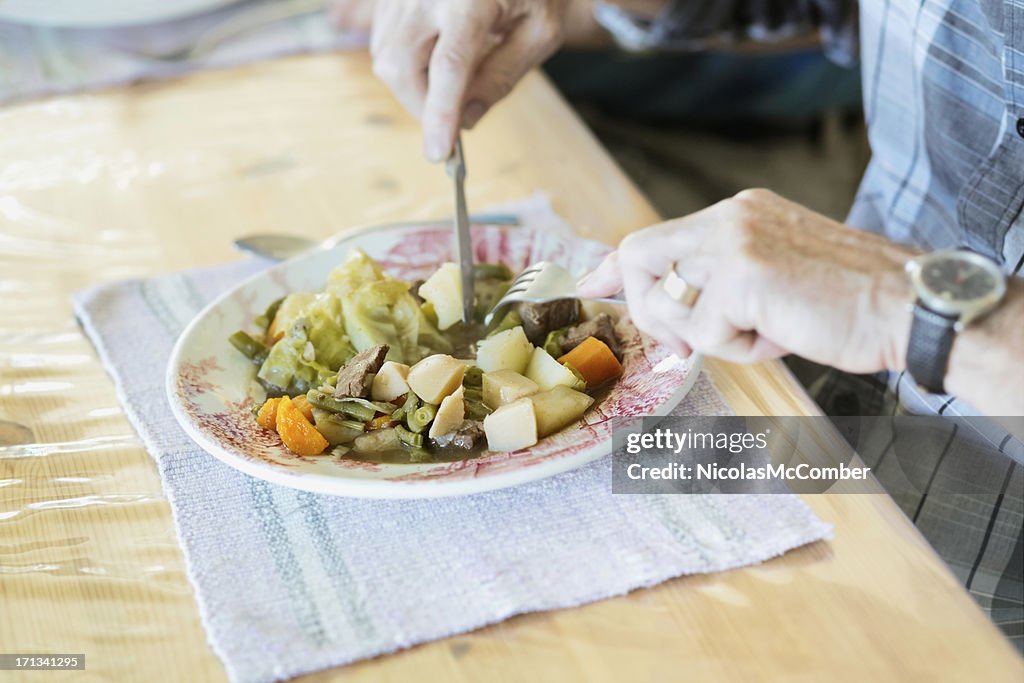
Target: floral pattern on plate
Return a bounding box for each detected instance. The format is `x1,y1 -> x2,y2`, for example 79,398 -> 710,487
167,224 -> 699,498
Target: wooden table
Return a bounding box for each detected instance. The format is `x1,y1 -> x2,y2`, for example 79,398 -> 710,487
0,53 -> 1020,682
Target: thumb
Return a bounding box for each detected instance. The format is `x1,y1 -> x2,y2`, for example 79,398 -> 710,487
576,252 -> 623,297
462,16 -> 560,128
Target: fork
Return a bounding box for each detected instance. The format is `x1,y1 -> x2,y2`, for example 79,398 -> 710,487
483,261 -> 625,326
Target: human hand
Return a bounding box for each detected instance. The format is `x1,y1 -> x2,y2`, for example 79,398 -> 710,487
328,0 -> 375,32
332,0 -> 570,161
577,189 -> 918,372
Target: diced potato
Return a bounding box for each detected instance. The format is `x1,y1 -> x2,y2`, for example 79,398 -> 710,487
407,354 -> 466,404
371,361 -> 411,402
530,386 -> 595,437
476,326 -> 532,374
429,386 -> 465,439
417,262 -> 464,330
483,398 -> 538,452
525,346 -> 580,392
482,370 -> 539,409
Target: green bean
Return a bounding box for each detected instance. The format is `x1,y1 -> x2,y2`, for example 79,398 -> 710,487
564,363 -> 587,392
395,425 -> 424,449
474,263 -> 514,281
463,388 -> 483,403
228,330 -> 268,364
474,281 -> 511,321
286,377 -> 311,397
254,297 -> 284,329
407,403 -> 437,434
543,328 -> 568,358
463,366 -> 483,388
488,309 -> 521,336
306,390 -> 377,421
391,392 -> 418,422
465,399 -> 492,421
312,409 -> 366,445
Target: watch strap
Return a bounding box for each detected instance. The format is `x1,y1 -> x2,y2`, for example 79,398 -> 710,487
906,303 -> 958,394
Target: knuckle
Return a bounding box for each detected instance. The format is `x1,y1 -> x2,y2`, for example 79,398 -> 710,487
532,16 -> 564,50
433,45 -> 473,75
483,72 -> 516,99
372,57 -> 398,82
734,187 -> 774,204
619,231 -> 650,260
720,203 -> 758,245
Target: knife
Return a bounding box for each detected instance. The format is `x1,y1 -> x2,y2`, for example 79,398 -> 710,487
446,134 -> 475,325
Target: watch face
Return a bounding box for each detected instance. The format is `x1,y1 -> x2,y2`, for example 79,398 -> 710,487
920,254 -> 999,302
910,250 -> 1007,319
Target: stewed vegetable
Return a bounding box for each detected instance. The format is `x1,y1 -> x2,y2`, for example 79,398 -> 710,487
230,249 -> 622,461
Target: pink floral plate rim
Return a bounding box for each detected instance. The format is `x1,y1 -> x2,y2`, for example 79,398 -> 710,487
166,223 -> 700,498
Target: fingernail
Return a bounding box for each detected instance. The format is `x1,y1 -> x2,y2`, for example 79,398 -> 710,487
461,100 -> 487,130
424,135 -> 448,163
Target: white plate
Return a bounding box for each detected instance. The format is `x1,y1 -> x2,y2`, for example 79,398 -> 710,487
0,0 -> 240,27
166,223 -> 700,498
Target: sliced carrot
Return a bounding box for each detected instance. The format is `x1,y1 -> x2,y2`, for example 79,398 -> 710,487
276,396 -> 329,456
367,415 -> 399,431
256,397 -> 283,430
291,394 -> 315,422
558,336 -> 623,388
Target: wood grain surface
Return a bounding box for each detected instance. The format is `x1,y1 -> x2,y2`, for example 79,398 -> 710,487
0,53 -> 1020,682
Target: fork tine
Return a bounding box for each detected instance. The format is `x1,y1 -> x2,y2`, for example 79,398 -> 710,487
509,265 -> 542,286
485,260 -> 626,326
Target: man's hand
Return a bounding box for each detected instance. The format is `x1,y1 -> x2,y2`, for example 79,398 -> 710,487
332,0 -> 570,162
577,189 -> 918,373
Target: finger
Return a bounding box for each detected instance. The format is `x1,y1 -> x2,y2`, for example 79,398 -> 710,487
616,212 -> 717,281
370,7 -> 432,118
695,331 -> 786,364
576,252 -> 623,297
461,14 -> 563,128
682,282 -> 788,363
639,275 -> 699,356
329,0 -> 374,31
620,257 -> 690,357
422,5 -> 498,161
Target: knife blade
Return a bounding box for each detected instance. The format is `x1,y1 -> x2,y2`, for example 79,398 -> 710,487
446,134 -> 475,325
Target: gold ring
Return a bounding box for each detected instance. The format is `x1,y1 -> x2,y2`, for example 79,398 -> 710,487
661,265 -> 702,307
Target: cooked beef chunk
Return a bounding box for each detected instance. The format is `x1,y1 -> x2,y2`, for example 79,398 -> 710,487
409,280 -> 425,305
333,344 -> 389,398
515,299 -> 580,346
431,420 -> 485,450
560,313 -> 622,359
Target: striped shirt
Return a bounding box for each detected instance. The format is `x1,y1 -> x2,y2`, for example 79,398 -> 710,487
596,0 -> 1023,651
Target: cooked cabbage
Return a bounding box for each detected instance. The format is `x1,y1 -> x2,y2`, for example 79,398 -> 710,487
328,249 -> 451,364
257,319 -> 334,393
302,292 -> 355,369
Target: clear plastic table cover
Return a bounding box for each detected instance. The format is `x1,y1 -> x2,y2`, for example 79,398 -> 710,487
0,55 -> 476,681
0,54 -> 669,682
2,52 -> 1019,683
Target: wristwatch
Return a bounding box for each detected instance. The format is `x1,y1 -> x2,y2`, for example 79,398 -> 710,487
904,249 -> 1006,393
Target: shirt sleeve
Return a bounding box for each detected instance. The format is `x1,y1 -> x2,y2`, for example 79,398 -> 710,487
593,0 -> 858,65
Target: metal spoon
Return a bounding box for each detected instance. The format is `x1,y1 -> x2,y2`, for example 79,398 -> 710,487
234,213 -> 520,261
